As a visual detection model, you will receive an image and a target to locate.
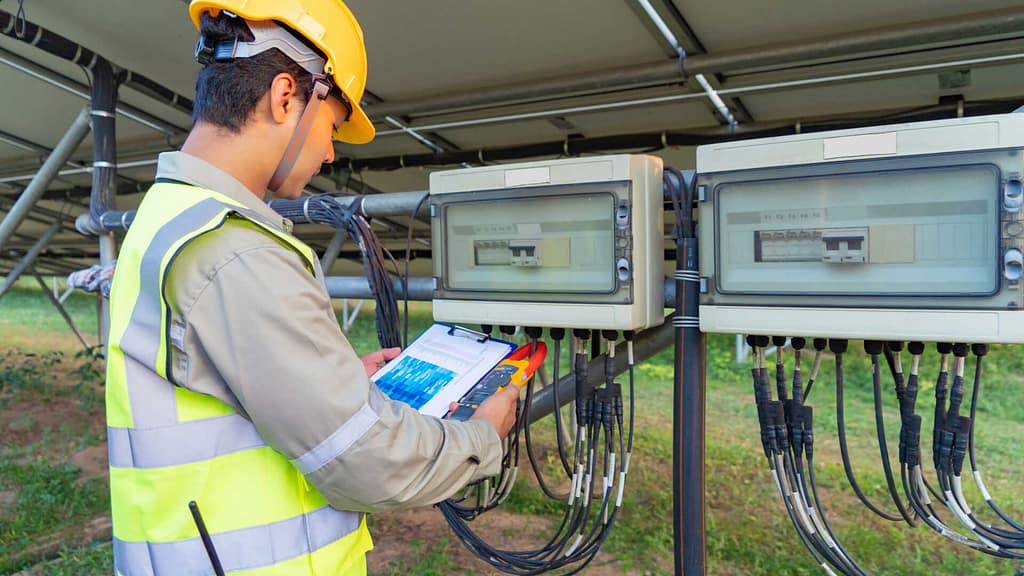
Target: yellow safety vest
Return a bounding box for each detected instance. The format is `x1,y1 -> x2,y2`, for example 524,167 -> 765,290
106,182 -> 372,575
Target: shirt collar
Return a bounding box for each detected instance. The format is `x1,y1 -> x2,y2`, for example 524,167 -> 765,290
155,151 -> 294,233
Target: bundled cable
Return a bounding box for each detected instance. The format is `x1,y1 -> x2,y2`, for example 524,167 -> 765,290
268,195 -> 401,348
748,335 -> 867,576
439,329 -> 634,575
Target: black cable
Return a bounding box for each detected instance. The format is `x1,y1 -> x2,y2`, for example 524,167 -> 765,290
865,340 -> 918,526
268,195 -> 401,348
549,328 -> 573,477
750,345 -> 839,574
967,344 -> 1024,533
803,338 -> 826,400
521,331 -> 569,501
831,339 -> 903,522
440,329 -> 630,575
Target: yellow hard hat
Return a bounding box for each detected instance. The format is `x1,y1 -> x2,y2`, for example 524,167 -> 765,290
189,0 -> 375,144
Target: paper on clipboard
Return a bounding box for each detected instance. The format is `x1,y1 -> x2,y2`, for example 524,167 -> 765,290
370,323 -> 516,418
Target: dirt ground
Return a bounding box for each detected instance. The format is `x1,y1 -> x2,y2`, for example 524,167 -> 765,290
2,383 -> 628,575
369,507 -> 625,575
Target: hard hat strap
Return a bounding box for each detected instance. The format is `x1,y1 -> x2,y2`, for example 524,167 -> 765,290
268,77 -> 331,193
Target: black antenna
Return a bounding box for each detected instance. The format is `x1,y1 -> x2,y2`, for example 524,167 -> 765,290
189,500 -> 225,576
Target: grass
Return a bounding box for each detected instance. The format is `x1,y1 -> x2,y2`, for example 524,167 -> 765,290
0,281 -> 100,352
4,283 -> 1024,574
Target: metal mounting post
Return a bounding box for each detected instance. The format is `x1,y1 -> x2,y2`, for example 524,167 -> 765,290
0,107 -> 90,252
0,221 -> 61,300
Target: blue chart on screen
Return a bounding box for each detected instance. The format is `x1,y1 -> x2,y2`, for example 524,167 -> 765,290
376,357 -> 457,409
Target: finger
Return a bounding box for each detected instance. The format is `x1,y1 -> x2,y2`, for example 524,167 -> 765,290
381,347 -> 402,360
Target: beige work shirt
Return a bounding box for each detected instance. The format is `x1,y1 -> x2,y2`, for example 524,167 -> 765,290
157,151 -> 503,512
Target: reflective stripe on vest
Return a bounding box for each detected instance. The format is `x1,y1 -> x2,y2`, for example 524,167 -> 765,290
106,183 -> 371,575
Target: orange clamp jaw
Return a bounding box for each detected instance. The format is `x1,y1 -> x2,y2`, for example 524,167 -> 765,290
447,341 -> 548,420
503,342 -> 548,387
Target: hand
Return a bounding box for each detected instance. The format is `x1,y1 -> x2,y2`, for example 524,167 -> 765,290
361,347 -> 401,376
460,384 -> 520,440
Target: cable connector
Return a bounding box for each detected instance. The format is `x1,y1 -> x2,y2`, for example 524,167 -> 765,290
905,414 -> 922,467
864,340 -> 884,355
802,406 -> 814,460
952,416 -> 971,476
828,339 -> 848,354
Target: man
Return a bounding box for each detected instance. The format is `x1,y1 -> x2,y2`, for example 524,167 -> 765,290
104,1 -> 519,574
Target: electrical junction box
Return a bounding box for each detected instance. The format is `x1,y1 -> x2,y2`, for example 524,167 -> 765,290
429,154 -> 664,331
696,113 -> 1024,343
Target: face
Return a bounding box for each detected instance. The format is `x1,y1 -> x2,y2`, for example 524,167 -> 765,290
273,94 -> 349,199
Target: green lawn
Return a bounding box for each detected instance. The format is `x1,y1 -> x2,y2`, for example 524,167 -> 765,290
3,282 -> 1024,574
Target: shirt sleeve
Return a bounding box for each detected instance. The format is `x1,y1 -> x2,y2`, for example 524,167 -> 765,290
180,242 -> 505,512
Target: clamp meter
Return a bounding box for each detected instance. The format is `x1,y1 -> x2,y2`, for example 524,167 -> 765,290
448,342 -> 548,421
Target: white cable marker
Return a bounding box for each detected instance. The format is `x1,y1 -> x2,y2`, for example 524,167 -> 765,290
624,452 -> 632,475
953,476 -> 972,515
822,563 -> 838,576
771,468 -> 784,496
568,472 -> 579,507
939,527 -> 983,549
973,471 -> 993,502
565,534 -> 584,557
616,472 -> 626,507
793,492 -> 816,534
609,453 -> 617,477
809,353 -> 822,381
496,468 -> 519,505
944,490 -> 972,529
914,466 -> 932,506
808,506 -> 836,549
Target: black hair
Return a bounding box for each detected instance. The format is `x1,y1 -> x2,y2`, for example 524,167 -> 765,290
192,13 -> 314,132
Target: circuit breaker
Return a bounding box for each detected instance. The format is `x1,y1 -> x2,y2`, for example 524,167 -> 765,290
430,154 -> 664,330
696,113 -> 1024,343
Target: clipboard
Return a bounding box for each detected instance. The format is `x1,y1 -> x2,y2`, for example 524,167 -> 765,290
370,323 -> 517,418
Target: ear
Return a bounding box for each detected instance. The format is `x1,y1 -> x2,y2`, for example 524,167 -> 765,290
268,72 -> 300,126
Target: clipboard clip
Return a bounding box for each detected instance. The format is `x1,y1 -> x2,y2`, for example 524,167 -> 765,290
447,324 -> 491,343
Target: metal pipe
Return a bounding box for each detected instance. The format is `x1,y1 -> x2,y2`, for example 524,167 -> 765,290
0,221 -> 61,299
0,159 -> 158,184
98,232 -> 116,349
366,8 -> 1024,120
527,317 -> 674,422
374,52 -> 1024,137
319,227 -> 349,275
90,58 -> 119,228
30,268 -> 90,350
693,7 -> 1024,75
325,276 -> 434,301
74,188 -> 431,237
88,56 -> 120,349
0,10 -> 193,117
0,46 -> 183,137
348,190 -> 428,218
634,0 -> 736,127
0,107 -> 90,252
677,240 -> 706,576
384,117 -> 445,154
345,96 -> 1024,171
326,275 -> 677,305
